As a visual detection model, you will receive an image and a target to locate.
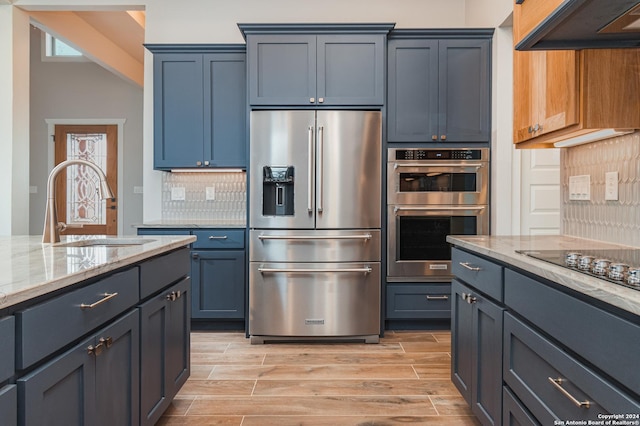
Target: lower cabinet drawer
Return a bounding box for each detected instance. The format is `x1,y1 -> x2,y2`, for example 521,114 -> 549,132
16,268 -> 139,370
0,385 -> 17,426
140,247 -> 190,299
452,247 -> 504,302
0,316 -> 15,382
192,229 -> 245,249
503,312 -> 640,424
503,386 -> 539,426
386,283 -> 451,319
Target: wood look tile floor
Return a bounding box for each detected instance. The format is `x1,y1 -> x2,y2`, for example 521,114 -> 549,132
157,330 -> 480,425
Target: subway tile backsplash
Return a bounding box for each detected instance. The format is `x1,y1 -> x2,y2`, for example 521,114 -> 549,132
162,172 -> 246,225
562,131 -> 640,246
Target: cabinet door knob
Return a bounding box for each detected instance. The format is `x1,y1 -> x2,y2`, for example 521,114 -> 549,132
204,160 -> 210,166
310,97 -> 315,103
87,342 -> 104,356
318,97 -> 324,104
196,161 -> 202,167
440,135 -> 447,140
432,135 -> 438,141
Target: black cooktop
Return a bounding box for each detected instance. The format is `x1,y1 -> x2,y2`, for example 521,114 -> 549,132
517,249 -> 640,291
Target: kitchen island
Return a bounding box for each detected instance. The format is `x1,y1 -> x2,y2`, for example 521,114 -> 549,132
0,234 -> 196,426
447,234 -> 640,426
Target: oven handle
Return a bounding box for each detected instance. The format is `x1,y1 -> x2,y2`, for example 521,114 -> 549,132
394,206 -> 486,213
258,234 -> 372,241
394,163 -> 485,169
258,266 -> 372,274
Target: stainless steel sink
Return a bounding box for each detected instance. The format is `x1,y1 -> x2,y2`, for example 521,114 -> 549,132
53,238 -> 156,248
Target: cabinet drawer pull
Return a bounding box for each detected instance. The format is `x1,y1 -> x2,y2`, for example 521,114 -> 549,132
426,295 -> 449,301
166,290 -> 182,302
548,377 -> 591,408
459,262 -> 482,271
80,292 -> 118,309
208,235 -> 228,240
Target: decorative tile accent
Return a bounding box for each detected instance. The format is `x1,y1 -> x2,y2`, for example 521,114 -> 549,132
562,132 -> 640,246
162,172 -> 246,225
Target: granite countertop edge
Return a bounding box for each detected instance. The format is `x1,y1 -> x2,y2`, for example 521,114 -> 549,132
447,234 -> 640,317
0,235 -> 196,310
133,221 -> 246,229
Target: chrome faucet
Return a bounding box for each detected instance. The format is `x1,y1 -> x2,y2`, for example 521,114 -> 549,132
42,159 -> 114,244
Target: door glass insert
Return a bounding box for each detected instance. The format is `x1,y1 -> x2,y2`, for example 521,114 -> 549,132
398,216 -> 477,261
65,132 -> 108,225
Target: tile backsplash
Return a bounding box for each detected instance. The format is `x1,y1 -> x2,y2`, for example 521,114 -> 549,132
562,131 -> 640,246
162,172 -> 246,225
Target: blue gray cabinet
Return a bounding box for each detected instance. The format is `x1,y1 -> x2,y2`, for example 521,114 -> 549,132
0,385 -> 17,426
138,227 -> 246,322
139,277 -> 190,426
387,30 -> 493,143
385,283 -> 451,324
450,244 -> 640,426
18,310 -> 140,426
240,24 -> 394,106
147,45 -> 246,170
451,278 -> 504,426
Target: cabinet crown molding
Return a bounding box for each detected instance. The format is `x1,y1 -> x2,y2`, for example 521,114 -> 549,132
238,23 -> 395,39
388,28 -> 495,39
145,44 -> 246,53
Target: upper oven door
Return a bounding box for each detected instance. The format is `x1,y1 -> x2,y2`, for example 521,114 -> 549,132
387,162 -> 488,205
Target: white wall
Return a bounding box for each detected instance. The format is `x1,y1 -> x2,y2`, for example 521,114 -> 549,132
0,5 -> 30,236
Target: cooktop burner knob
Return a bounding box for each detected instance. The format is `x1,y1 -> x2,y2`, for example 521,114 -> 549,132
627,268 -> 640,286
565,252 -> 582,267
608,263 -> 629,281
592,259 -> 612,276
578,255 -> 595,271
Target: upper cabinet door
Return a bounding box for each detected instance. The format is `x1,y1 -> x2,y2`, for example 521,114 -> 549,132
153,53 -> 205,169
247,35 -> 317,106
438,39 -> 491,143
386,31 -> 493,144
204,53 -> 247,168
316,34 -> 385,106
387,39 -> 439,142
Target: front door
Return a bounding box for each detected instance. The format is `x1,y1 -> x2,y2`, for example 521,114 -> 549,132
54,124 -> 117,236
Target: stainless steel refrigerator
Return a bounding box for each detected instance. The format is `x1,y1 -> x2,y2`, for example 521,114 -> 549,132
249,110 -> 381,343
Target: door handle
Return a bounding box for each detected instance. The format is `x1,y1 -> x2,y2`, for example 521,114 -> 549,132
394,163 -> 484,169
258,266 -> 372,274
548,377 -> 591,408
80,292 -> 118,309
459,262 -> 482,271
394,206 -> 486,212
208,235 -> 228,240
308,126 -> 314,213
317,126 -> 324,213
258,234 -> 372,240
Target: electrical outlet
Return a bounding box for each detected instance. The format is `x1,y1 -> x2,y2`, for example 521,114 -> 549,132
206,186 -> 216,201
569,175 -> 591,201
171,187 -> 186,201
133,186 -> 144,194
605,171 -> 619,201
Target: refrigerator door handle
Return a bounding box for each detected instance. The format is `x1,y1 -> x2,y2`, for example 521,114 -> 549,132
317,125 -> 324,213
258,266 -> 372,274
258,234 -> 373,241
308,126 -> 314,213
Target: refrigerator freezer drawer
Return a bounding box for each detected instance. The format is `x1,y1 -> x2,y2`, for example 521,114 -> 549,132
249,262 -> 381,338
249,229 -> 381,262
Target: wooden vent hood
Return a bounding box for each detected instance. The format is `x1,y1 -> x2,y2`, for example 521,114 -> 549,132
515,0 -> 640,50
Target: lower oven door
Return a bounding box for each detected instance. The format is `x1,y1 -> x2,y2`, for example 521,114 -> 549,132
387,205 -> 489,281
249,262 -> 381,337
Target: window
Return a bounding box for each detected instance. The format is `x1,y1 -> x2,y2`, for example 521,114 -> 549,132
42,32 -> 87,61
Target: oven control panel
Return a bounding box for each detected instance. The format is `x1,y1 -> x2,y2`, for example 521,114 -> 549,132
393,149 -> 485,161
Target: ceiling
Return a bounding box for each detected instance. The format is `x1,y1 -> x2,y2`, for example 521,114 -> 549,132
72,10 -> 145,63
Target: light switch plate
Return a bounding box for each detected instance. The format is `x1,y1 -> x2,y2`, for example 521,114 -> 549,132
569,175 -> 591,201
605,171 -> 619,201
206,186 -> 216,201
171,187 -> 186,201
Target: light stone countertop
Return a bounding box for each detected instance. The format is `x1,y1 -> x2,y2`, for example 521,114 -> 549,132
446,234 -> 640,317
134,220 -> 246,229
0,234 -> 196,310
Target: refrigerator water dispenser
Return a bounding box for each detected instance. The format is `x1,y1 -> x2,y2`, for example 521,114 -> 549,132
263,166 -> 294,216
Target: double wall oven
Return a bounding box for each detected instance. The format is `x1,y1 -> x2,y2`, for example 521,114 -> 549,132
387,148 -> 489,282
